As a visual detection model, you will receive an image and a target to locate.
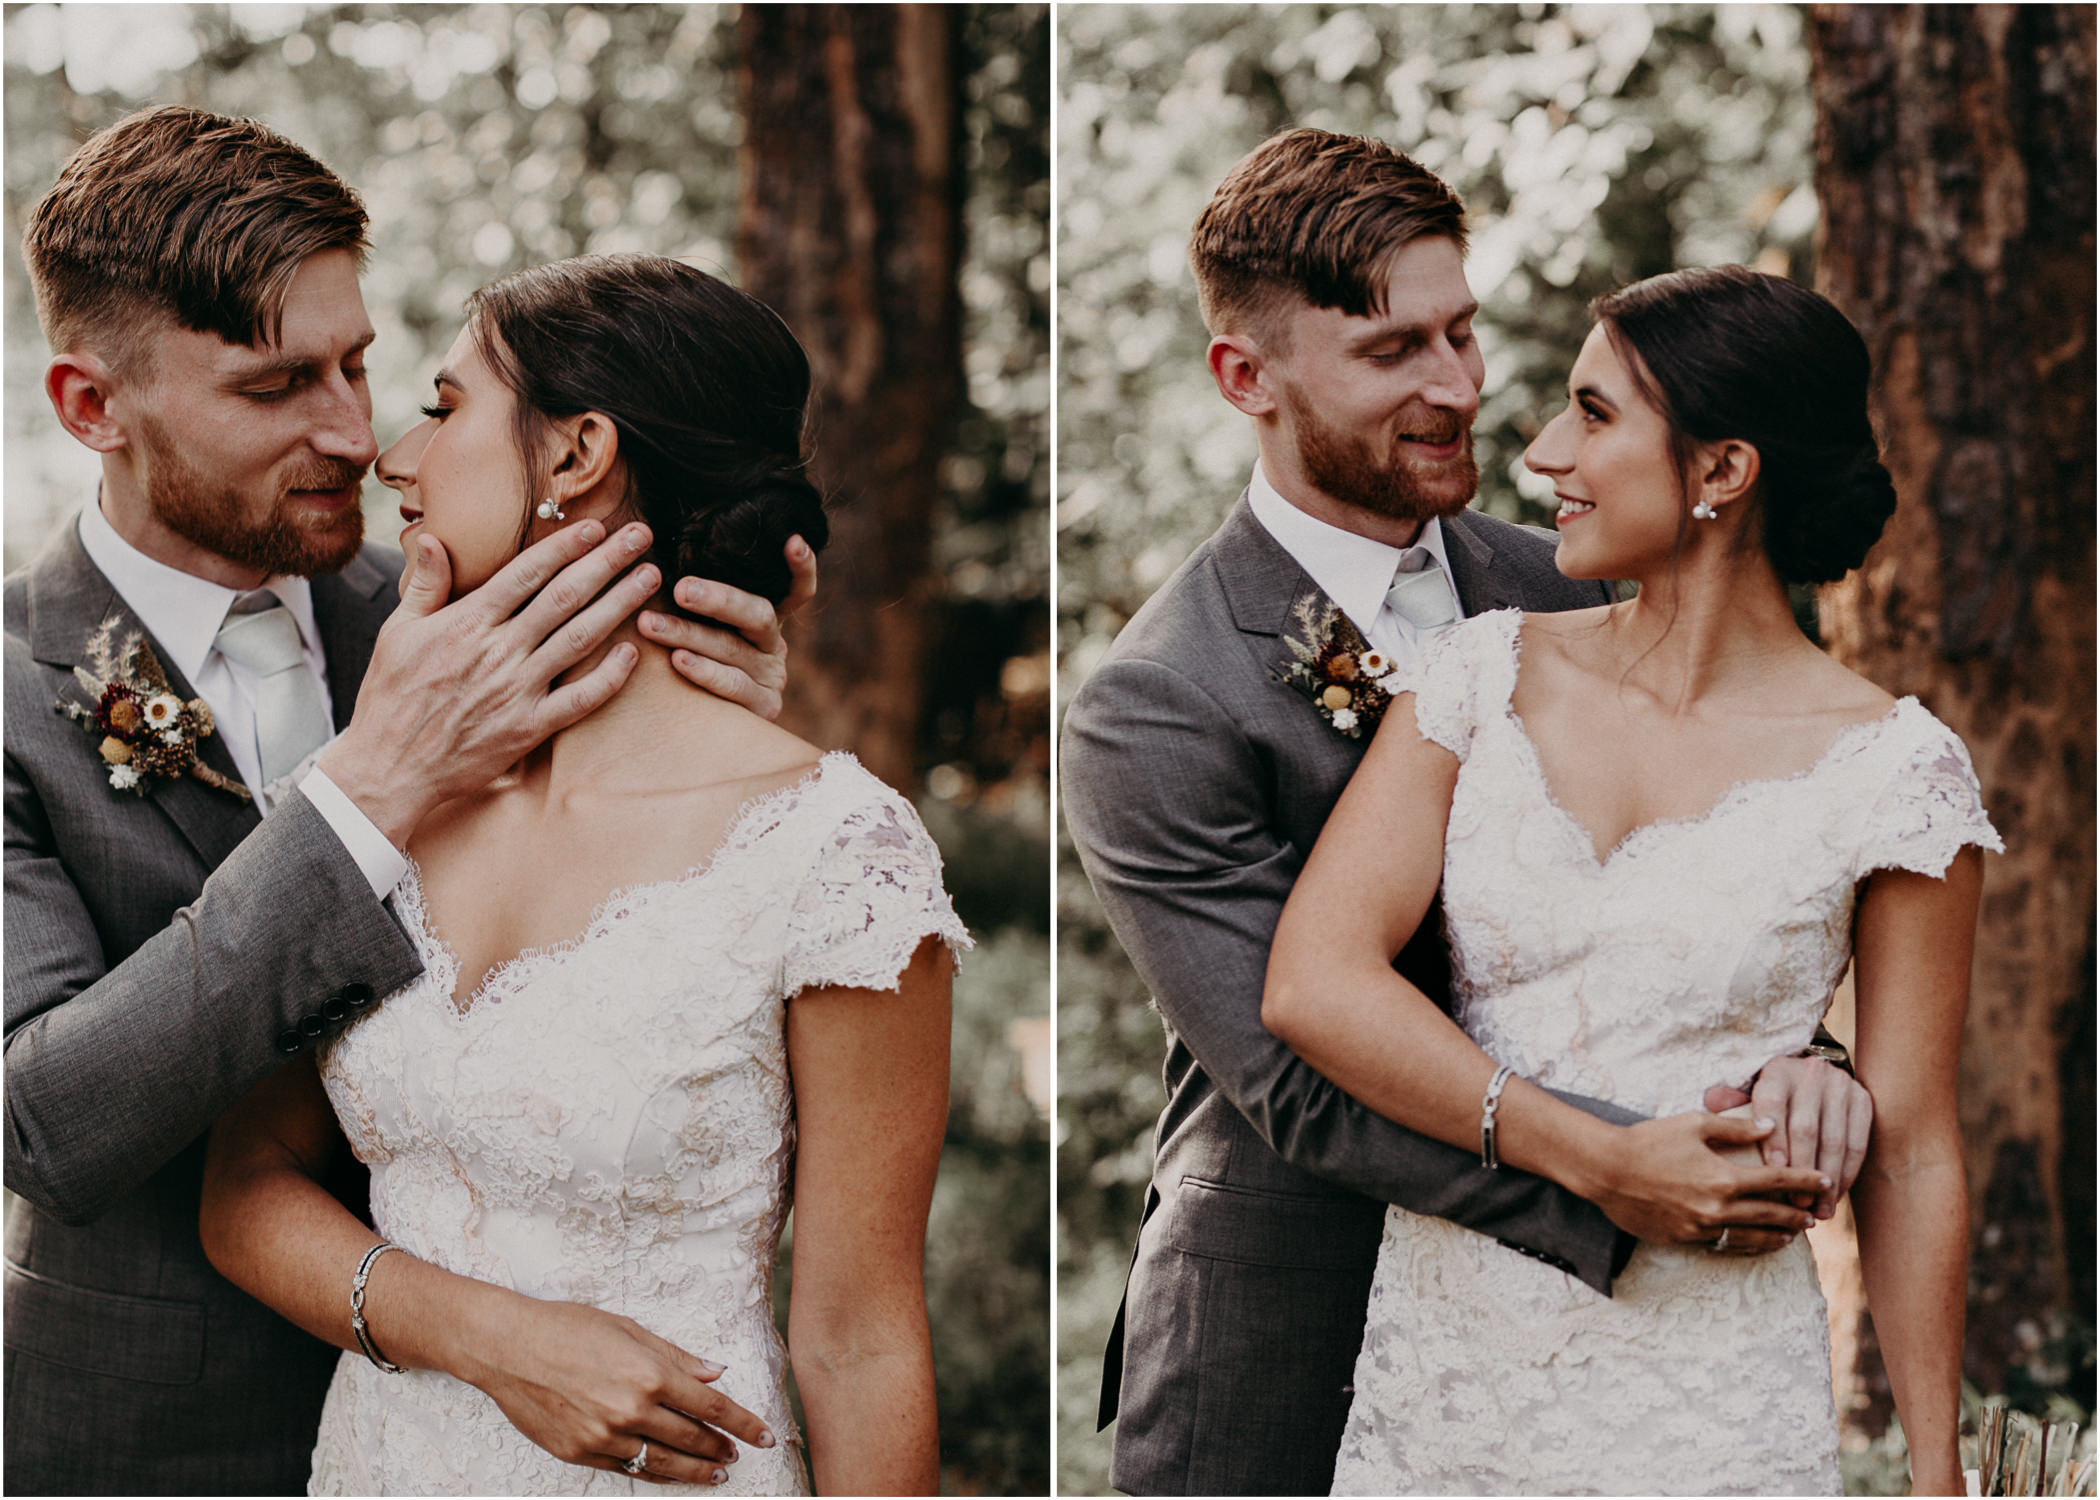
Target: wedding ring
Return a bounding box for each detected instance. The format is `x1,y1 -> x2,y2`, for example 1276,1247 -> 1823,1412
623,1440 -> 650,1476
1710,1227 -> 1733,1254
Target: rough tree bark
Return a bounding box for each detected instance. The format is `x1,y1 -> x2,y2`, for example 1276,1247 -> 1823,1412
1807,2 -> 2095,1425
735,4 -> 965,793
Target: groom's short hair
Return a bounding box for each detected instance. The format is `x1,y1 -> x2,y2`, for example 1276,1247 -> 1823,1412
1190,128 -> 1467,348
22,105 -> 369,373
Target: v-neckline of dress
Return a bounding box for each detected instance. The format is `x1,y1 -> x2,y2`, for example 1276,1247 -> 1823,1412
1490,614 -> 1911,871
398,750 -> 848,1018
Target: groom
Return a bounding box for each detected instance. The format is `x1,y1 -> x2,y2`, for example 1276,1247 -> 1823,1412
4,106 -> 808,1493
1061,128 -> 1873,1496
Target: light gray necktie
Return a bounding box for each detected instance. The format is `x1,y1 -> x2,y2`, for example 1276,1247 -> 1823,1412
1384,546 -> 1460,635
213,590 -> 332,787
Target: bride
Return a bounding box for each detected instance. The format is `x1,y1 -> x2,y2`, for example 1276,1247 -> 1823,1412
1265,266 -> 1996,1496
201,253 -> 967,1495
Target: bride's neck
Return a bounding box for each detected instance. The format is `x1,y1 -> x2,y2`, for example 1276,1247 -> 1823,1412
518,613 -> 753,790
1607,549 -> 1809,707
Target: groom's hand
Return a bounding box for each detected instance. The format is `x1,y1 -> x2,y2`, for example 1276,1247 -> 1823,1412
1702,1056 -> 1871,1222
323,520 -> 660,847
640,535 -> 818,721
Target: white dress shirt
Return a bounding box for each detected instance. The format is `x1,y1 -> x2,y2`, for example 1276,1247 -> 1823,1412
75,500 -> 406,899
1245,462 -> 1467,673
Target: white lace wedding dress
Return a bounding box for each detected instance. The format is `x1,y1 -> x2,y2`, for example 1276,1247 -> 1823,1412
1329,610 -> 2000,1498
306,752 -> 969,1496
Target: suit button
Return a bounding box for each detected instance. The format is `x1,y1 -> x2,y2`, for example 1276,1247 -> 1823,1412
276,1029 -> 304,1055
320,995 -> 350,1023
299,1014 -> 326,1038
341,982 -> 375,1008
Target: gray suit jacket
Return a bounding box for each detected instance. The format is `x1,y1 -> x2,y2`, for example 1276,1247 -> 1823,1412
1062,498 -> 1634,1496
3,518 -> 421,1494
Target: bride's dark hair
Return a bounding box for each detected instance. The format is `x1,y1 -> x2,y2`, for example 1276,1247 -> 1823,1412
465,253 -> 828,609
1592,265 -> 1896,586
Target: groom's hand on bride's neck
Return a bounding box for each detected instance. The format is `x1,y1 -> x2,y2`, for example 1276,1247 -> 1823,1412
324,520 -> 666,847
638,535 -> 817,723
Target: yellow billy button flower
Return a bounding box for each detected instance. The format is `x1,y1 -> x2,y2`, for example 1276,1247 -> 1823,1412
1320,684 -> 1353,712
100,736 -> 133,764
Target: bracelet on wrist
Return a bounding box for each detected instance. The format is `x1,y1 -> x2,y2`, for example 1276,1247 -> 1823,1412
1480,1064 -> 1516,1170
351,1239 -> 407,1374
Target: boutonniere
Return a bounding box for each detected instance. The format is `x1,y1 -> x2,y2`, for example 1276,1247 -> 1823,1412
56,619 -> 251,801
1272,596 -> 1405,740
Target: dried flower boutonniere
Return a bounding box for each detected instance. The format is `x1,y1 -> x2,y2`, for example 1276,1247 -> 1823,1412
56,619 -> 251,801
1273,596 -> 1406,740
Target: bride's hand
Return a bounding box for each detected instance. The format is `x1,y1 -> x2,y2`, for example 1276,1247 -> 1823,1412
453,1291 -> 775,1487
1583,1113 -> 1825,1253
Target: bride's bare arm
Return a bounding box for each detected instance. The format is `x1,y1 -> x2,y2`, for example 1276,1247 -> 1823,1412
199,1057 -> 772,1486
1849,850 -> 1982,1497
785,935 -> 951,1496
1263,693 -> 1824,1249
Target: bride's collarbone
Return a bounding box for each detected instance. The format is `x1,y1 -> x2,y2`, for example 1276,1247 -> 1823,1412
407,753 -> 829,1002
1509,657 -> 1897,851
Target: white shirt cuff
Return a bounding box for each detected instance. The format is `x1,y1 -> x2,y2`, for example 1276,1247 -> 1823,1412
299,765 -> 409,901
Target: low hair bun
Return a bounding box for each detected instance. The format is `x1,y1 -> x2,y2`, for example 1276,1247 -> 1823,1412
1762,441 -> 1897,586
673,460 -> 829,608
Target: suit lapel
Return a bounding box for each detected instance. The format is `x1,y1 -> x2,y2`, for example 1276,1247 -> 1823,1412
1443,509 -> 1522,616
1210,495 -> 1335,640
28,522 -> 263,868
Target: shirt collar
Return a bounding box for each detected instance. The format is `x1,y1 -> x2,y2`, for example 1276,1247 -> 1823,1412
75,493 -> 323,684
1246,461 -> 1456,629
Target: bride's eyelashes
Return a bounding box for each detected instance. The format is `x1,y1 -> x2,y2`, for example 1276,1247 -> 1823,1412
419,402 -> 452,421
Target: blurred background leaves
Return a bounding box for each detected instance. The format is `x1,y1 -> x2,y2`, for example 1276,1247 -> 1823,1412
4,5 -> 1046,1493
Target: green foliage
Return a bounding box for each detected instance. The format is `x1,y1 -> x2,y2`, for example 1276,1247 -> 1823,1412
1055,7 -> 1813,1491
1057,2 -> 1816,690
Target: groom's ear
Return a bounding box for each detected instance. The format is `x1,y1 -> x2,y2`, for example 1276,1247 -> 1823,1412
45,351 -> 129,453
1208,333 -> 1279,417
544,410 -> 623,506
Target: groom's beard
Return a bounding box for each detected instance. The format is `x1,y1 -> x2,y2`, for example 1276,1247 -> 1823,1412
134,409 -> 367,578
1283,383 -> 1479,523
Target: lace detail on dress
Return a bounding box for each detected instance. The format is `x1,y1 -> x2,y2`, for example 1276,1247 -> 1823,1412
783,790 -> 972,996
1858,721 -> 2005,878
1394,612 -> 1510,760
310,752 -> 967,1496
1331,610 -> 1999,1497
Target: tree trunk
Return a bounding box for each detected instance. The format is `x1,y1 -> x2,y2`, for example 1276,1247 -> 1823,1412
1808,2 -> 2095,1427
735,4 -> 964,793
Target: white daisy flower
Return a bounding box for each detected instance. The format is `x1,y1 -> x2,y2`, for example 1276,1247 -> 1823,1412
1359,651 -> 1389,677
1331,708 -> 1359,733
144,694 -> 182,727
161,728 -> 186,747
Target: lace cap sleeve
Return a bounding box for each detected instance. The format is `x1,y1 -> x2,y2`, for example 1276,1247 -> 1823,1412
1391,610 -> 1518,759
782,770 -> 972,998
1857,708 -> 2004,880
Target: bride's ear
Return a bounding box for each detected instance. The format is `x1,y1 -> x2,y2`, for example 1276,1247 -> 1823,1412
543,411 -> 623,512
1696,438 -> 1760,511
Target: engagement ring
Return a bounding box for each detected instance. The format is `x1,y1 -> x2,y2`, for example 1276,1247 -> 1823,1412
623,1441 -> 650,1476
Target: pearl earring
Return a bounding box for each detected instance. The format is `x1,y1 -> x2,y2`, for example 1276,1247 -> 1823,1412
536,497 -> 565,522
1691,500 -> 1718,521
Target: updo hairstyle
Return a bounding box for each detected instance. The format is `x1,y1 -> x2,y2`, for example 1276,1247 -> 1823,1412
466,253 -> 828,609
1592,265 -> 1896,586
